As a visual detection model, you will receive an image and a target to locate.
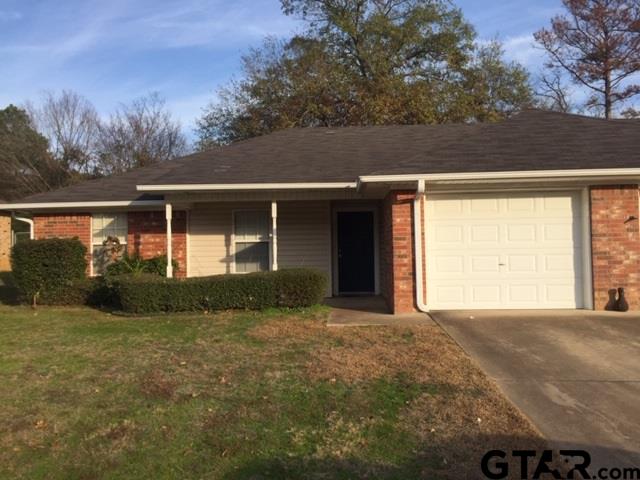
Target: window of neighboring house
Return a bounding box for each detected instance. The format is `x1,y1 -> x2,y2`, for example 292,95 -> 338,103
92,213 -> 128,275
233,210 -> 270,273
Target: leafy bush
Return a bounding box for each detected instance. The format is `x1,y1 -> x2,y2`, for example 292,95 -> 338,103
37,277 -> 116,308
113,268 -> 327,314
105,254 -> 177,278
11,238 -> 87,306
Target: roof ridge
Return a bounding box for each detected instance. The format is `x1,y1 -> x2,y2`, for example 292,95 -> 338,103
515,107 -> 639,123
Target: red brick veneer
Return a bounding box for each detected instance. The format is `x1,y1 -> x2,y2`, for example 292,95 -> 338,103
381,191 -> 417,314
33,213 -> 92,271
590,185 -> 640,310
128,211 -> 187,277
34,211 -> 187,278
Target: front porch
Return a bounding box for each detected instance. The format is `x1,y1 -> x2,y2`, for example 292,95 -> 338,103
325,296 -> 432,326
178,197 -> 405,310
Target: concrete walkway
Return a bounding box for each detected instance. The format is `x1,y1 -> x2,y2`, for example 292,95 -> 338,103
432,310 -> 640,470
325,296 -> 433,326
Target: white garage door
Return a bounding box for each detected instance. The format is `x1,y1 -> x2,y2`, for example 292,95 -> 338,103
425,192 -> 585,309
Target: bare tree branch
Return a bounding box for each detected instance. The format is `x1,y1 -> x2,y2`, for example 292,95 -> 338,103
97,93 -> 187,175
534,0 -> 640,118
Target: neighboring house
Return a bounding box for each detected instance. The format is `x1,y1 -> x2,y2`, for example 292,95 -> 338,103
0,206 -> 10,271
1,109 -> 639,313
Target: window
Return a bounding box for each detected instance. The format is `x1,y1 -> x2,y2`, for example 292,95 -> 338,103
92,213 -> 128,274
233,210 -> 270,273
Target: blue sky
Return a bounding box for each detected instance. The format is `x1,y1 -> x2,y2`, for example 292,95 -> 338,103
0,0 -> 564,137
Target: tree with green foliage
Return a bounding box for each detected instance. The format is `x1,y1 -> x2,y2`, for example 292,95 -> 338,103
0,105 -> 69,200
197,0 -> 533,146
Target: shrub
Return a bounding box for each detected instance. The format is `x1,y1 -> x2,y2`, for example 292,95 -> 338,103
113,268 -> 327,314
105,254 -> 177,278
11,238 -> 87,306
36,277 -> 116,307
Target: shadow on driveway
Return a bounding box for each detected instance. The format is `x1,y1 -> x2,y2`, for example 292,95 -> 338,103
431,309 -> 640,470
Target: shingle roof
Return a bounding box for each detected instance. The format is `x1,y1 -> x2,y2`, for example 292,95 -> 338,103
8,109 -> 640,204
12,157 -> 190,204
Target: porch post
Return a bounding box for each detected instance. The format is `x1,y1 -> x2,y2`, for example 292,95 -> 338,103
271,201 -> 278,271
165,203 -> 173,278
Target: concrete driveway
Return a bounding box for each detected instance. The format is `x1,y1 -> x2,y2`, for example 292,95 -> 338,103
431,310 -> 640,470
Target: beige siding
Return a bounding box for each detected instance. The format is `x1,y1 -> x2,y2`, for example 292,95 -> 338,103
188,201 -> 333,294
278,201 -> 332,290
189,202 -> 237,277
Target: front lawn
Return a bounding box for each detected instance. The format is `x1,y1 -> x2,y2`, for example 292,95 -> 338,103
0,305 -> 546,479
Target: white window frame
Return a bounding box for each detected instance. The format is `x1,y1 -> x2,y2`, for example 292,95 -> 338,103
91,213 -> 128,276
231,209 -> 272,274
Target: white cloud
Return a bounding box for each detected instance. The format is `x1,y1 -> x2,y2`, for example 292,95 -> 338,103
501,34 -> 545,68
122,1 -> 299,49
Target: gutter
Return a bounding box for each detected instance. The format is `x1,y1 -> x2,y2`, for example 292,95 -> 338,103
413,180 -> 429,312
137,182 -> 358,192
0,200 -> 167,211
359,168 -> 640,184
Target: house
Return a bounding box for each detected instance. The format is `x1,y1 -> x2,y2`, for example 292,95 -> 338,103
0,207 -> 10,271
1,109 -> 639,313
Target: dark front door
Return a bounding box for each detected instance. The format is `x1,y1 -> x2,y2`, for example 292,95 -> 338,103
337,211 -> 375,294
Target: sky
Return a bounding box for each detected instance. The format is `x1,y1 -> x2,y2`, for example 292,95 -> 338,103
0,0 -> 565,139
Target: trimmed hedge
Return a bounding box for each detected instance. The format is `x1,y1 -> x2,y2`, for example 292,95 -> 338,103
11,238 -> 87,306
113,268 -> 328,314
34,277 -> 115,307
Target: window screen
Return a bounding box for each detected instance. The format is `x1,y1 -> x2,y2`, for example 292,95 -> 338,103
234,210 -> 270,273
92,213 -> 128,274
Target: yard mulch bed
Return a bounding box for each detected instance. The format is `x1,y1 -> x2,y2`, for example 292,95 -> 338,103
0,305 -> 552,479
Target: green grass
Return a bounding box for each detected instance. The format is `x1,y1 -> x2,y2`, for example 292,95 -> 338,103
0,304 -> 545,479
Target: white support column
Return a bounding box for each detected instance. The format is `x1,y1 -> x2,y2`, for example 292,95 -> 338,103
271,201 -> 278,271
165,203 -> 173,278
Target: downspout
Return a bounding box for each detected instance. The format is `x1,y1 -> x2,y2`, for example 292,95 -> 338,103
413,180 -> 428,312
12,214 -> 34,240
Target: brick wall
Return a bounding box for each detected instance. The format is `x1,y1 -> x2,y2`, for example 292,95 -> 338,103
591,185 -> 640,310
0,213 -> 11,271
34,213 -> 92,271
33,211 -> 188,278
128,211 -> 187,277
380,191 -> 417,314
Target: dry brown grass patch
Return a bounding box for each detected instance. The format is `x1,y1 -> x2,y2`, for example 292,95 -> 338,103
247,316 -> 327,343
307,325 -> 483,385
139,369 -> 178,400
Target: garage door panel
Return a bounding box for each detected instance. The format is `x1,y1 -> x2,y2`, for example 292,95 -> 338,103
507,255 -> 537,272
471,198 -> 500,213
471,225 -> 500,242
432,280 -> 582,309
472,285 -> 501,303
430,251 -> 582,276
506,224 -> 537,242
508,284 -> 539,303
434,225 -> 464,243
470,256 -> 501,273
507,197 -> 536,211
429,224 -> 581,249
426,192 -> 584,310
